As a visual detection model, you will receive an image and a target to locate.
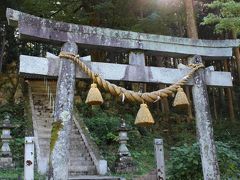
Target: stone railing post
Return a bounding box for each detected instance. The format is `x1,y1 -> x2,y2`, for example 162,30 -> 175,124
154,139 -> 166,180
24,137 -> 34,180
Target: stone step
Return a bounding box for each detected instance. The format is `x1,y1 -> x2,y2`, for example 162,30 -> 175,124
69,161 -> 94,166
69,152 -> 90,158
69,142 -> 86,149
69,165 -> 97,176
35,117 -> 53,121
38,137 -> 51,143
38,133 -> 51,139
35,119 -> 53,125
36,123 -> 52,129
30,81 -> 99,176
34,108 -> 53,114
70,136 -> 82,141
34,104 -> 53,109
68,176 -> 122,180
36,124 -> 52,129
69,157 -> 92,162
39,145 -> 50,152
37,127 -> 52,132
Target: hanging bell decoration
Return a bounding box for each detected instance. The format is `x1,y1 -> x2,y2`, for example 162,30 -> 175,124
173,87 -> 189,109
134,103 -> 155,126
85,83 -> 103,105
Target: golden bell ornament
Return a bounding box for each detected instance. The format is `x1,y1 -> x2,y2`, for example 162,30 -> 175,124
85,83 -> 103,105
134,103 -> 155,126
173,87 -> 189,109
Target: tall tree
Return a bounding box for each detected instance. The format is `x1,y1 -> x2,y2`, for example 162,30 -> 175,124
202,0 -> 240,83
183,0 -> 199,121
184,0 -> 198,39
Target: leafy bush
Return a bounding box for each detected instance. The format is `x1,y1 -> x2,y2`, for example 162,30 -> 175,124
167,141 -> 240,180
83,109 -> 120,145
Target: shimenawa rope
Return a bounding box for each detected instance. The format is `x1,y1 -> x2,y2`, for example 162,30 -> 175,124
58,52 -> 204,104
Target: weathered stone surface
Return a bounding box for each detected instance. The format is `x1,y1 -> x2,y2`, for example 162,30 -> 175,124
6,8 -> 240,58
115,156 -> 136,173
24,137 -> 34,180
20,55 -> 233,87
49,42 -> 77,179
191,55 -> 220,180
154,139 -> 165,180
0,157 -> 15,168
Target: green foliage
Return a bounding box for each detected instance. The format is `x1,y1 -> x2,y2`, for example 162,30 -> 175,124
167,142 -> 240,180
0,168 -> 46,179
0,103 -> 26,167
202,0 -> 240,34
214,121 -> 240,155
83,107 -> 120,145
0,168 -> 23,179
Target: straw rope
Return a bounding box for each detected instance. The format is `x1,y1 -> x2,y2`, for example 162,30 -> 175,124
59,52 -> 204,103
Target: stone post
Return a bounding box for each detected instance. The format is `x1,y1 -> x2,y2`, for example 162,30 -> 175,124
154,139 -> 165,180
190,55 -> 220,180
24,137 -> 34,180
49,42 -> 78,179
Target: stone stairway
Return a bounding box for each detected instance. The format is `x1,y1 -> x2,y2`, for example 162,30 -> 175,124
28,80 -> 98,177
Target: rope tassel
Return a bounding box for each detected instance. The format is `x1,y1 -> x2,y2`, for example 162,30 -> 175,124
85,83 -> 103,105
134,103 -> 154,126
173,87 -> 189,109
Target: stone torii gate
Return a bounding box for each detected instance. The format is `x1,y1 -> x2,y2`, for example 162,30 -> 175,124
7,8 -> 239,180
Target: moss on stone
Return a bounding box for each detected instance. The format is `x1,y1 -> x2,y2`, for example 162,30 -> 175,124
50,121 -> 63,153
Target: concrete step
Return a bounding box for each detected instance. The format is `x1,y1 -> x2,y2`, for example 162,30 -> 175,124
69,176 -> 122,180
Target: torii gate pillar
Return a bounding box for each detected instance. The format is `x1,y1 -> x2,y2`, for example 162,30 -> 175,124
191,55 -> 220,180
48,42 -> 78,179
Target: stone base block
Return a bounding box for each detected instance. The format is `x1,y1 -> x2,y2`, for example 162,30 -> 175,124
114,156 -> 136,173
0,157 -> 15,169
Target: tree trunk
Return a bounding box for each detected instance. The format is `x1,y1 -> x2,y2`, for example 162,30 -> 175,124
49,42 -> 78,179
156,56 -> 170,124
184,0 -> 198,39
0,25 -> 6,73
184,0 -> 199,120
232,31 -> 240,82
223,60 -> 235,121
212,88 -> 218,121
185,86 -> 193,122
